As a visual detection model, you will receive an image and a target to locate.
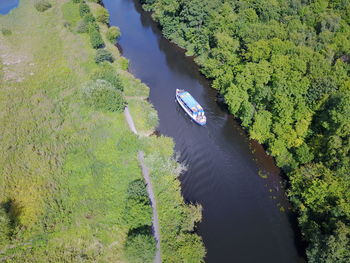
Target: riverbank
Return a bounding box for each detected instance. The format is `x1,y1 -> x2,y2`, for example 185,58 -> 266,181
0,0 -> 204,262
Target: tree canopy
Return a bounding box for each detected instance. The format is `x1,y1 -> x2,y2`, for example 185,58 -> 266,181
141,0 -> 350,262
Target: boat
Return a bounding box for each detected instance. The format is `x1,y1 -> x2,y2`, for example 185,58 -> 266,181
176,89 -> 206,126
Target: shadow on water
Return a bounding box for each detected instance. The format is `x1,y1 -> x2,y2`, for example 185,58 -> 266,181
0,0 -> 19,15
103,0 -> 306,262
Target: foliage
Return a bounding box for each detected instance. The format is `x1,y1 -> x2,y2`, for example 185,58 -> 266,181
89,29 -> 104,49
125,228 -> 156,263
123,180 -> 152,229
127,179 -> 149,204
83,80 -> 126,112
144,0 -> 350,261
0,0 -> 204,262
128,99 -> 159,134
144,151 -> 205,262
34,0 -> 52,12
95,6 -> 109,24
62,0 -> 80,28
106,26 -> 121,44
72,0 -> 81,3
94,49 -> 114,63
91,62 -> 123,90
79,2 -> 90,17
1,28 -> 12,36
87,21 -> 99,32
83,13 -> 95,24
75,19 -> 88,33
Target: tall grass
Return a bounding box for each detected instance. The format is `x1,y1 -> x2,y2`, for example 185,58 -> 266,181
0,0 -> 204,262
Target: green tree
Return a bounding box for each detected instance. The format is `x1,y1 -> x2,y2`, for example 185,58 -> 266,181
250,110 -> 272,143
106,26 -> 121,44
96,6 -> 109,24
82,80 -> 126,112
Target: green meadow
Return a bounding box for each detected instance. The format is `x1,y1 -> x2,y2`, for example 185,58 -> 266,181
0,0 -> 204,262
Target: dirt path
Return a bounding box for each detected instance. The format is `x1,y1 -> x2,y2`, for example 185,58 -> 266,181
124,106 -> 137,134
124,106 -> 162,263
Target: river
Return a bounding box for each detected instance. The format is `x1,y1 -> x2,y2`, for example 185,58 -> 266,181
102,0 -> 305,262
0,0 -> 19,15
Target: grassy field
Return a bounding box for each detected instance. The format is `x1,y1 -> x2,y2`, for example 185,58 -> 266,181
0,0 -> 204,262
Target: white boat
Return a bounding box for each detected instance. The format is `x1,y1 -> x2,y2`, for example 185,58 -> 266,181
176,89 -> 206,126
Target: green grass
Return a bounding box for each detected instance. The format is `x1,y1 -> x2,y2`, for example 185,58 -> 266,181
62,1 -> 81,28
0,0 -> 145,261
0,0 -> 204,262
128,98 -> 158,135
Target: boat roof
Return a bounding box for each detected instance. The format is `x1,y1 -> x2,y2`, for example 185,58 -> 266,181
179,91 -> 203,112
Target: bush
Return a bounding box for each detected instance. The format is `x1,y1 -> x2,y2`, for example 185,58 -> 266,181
79,2 -> 90,17
34,0 -> 52,12
89,30 -> 104,49
119,57 -> 129,70
96,7 -> 110,24
106,26 -> 121,44
91,62 -> 123,90
94,49 -> 114,63
88,21 -> 99,32
72,0 -> 81,3
83,80 -> 126,112
75,19 -> 88,33
127,179 -> 149,203
125,232 -> 156,263
83,13 -> 95,24
1,28 -> 12,36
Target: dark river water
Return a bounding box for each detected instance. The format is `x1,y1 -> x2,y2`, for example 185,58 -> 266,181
105,0 -> 305,262
0,0 -> 18,15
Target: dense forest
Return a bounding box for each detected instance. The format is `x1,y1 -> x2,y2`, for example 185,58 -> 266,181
140,0 -> 350,262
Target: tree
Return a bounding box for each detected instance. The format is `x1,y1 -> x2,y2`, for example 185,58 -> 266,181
250,110 -> 272,143
82,80 -> 126,112
106,26 -> 121,44
125,231 -> 156,263
96,6 -> 109,24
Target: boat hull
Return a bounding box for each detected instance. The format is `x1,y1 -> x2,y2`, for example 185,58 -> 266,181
176,89 -> 206,126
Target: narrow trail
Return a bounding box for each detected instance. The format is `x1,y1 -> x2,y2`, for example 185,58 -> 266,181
124,106 -> 138,134
124,106 -> 162,263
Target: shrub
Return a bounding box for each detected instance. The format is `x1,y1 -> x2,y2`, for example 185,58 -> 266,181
83,80 -> 126,112
125,232 -> 156,263
72,0 -> 81,3
79,2 -> 90,17
96,7 -> 110,24
34,0 -> 52,12
106,26 -> 121,44
127,179 -> 149,203
89,30 -> 104,49
88,21 -> 99,32
124,196 -> 152,229
94,49 -> 114,63
75,19 -> 88,33
91,62 -> 123,90
83,13 -> 95,24
119,57 -> 129,70
1,28 -> 12,36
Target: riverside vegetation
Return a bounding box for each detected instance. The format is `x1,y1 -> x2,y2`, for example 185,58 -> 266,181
140,0 -> 350,262
0,0 -> 204,262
